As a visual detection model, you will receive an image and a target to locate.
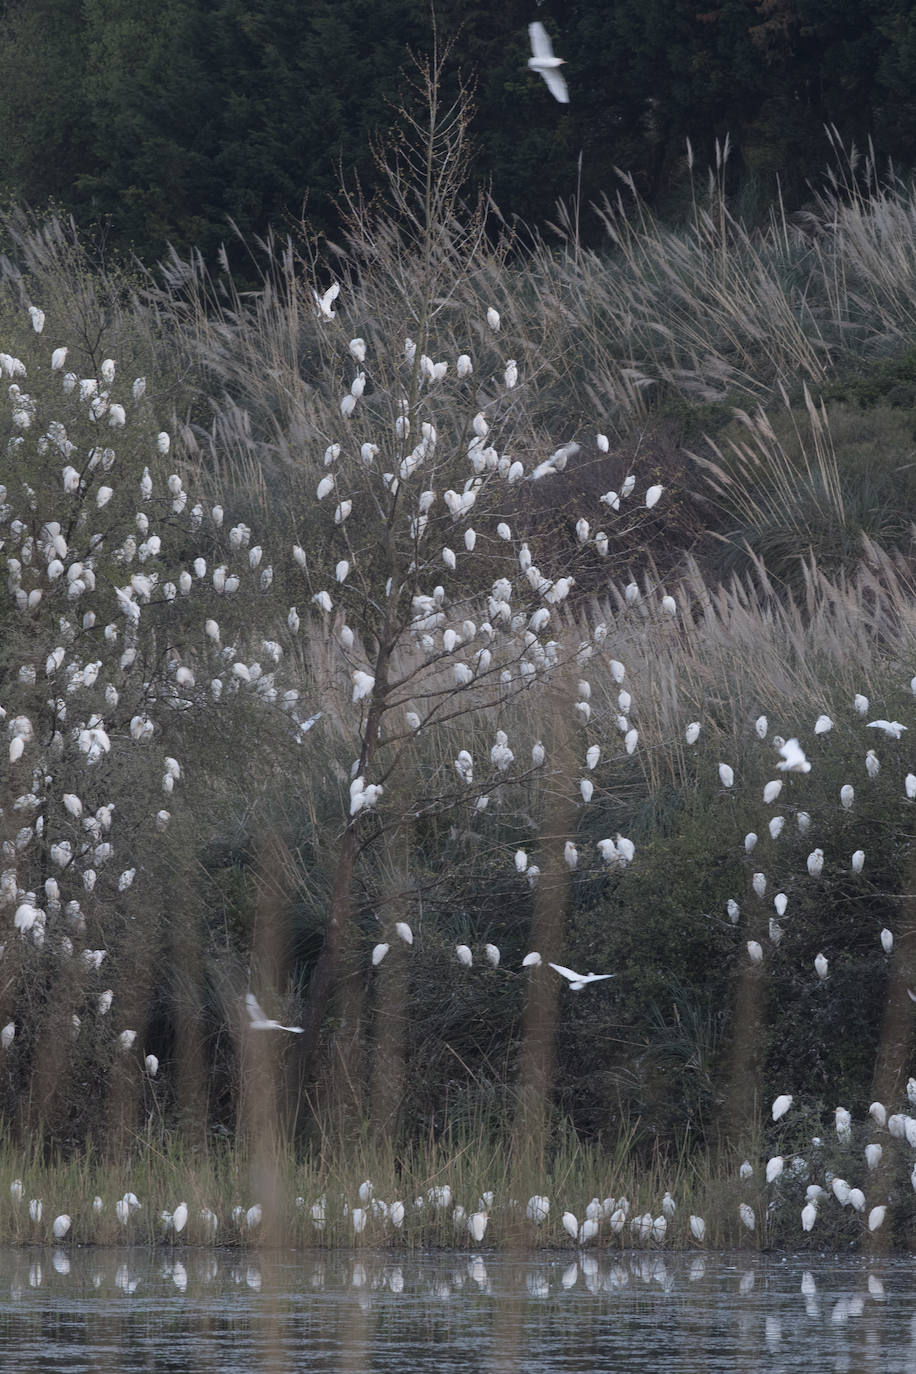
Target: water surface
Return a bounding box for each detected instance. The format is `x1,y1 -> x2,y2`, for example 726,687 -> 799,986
0,1246 -> 913,1372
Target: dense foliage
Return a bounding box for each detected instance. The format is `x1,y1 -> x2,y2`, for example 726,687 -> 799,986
1,53 -> 916,1272
2,2 -> 916,261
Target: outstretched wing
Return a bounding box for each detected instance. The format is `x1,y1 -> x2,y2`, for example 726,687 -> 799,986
548,962 -> 581,982
245,992 -> 266,1023
529,21 -> 554,60
582,973 -> 614,984
541,67 -> 569,104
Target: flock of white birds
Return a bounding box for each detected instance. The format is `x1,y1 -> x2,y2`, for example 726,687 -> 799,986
3,290 -> 664,1067
9,1079 -> 915,1249
2,163 -> 915,1251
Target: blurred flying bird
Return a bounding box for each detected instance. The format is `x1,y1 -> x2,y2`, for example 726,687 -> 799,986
528,22 -> 569,103
244,993 -> 303,1033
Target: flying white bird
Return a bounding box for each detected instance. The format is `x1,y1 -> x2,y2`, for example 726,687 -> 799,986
867,719 -> 907,738
776,738 -> 811,773
244,993 -> 303,1034
548,962 -> 614,991
313,282 -> 339,319
528,22 -> 569,103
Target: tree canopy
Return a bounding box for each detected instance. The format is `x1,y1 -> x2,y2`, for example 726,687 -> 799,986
1,1 -> 913,263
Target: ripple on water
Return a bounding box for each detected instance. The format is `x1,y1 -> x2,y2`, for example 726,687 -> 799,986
0,1248 -> 913,1373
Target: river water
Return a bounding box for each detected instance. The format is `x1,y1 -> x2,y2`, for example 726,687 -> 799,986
0,1246 -> 912,1372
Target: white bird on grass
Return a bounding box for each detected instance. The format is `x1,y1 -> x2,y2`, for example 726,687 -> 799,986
528,22 -> 569,103
244,993 -> 303,1034
548,962 -> 614,991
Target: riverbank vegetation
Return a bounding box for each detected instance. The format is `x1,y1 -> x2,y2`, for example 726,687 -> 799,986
2,58 -> 916,1249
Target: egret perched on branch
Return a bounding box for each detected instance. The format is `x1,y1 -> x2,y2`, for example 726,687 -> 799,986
528,22 -> 569,103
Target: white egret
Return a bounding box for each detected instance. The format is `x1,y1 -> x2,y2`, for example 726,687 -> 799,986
867,720 -> 907,738
747,941 -> 764,964
580,1217 -> 600,1244
522,951 -> 542,968
835,1107 -> 852,1141
52,1214 -> 71,1239
869,1101 -> 887,1126
561,1211 -> 578,1239
372,943 -> 389,966
801,1202 -> 817,1232
244,993 -> 303,1034
484,944 -> 500,968
456,944 -> 473,967
865,750 -> 880,778
689,1215 -> 706,1242
718,763 -> 734,788
776,738 -> 810,773
868,1205 -> 887,1232
526,1195 -> 550,1223
395,922 -> 413,945
527,22 -> 569,103
880,928 -> 893,954
814,714 -> 833,734
145,1054 -> 159,1077
840,784 -> 855,809
772,1094 -> 793,1121
753,872 -> 766,896
685,722 -> 700,744
807,849 -> 824,877
739,1203 -> 755,1231
814,953 -> 828,980
763,780 -> 783,804
313,283 -> 339,319
865,1143 -> 883,1170
468,1211 -> 488,1242
852,850 -> 865,873
766,1156 -> 784,1183
548,962 -> 613,990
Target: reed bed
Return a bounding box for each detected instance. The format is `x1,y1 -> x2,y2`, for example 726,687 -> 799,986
2,73 -> 916,1249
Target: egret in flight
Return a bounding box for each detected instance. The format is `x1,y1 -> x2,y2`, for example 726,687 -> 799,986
244,993 -> 303,1033
528,22 -> 569,103
549,962 -> 614,991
